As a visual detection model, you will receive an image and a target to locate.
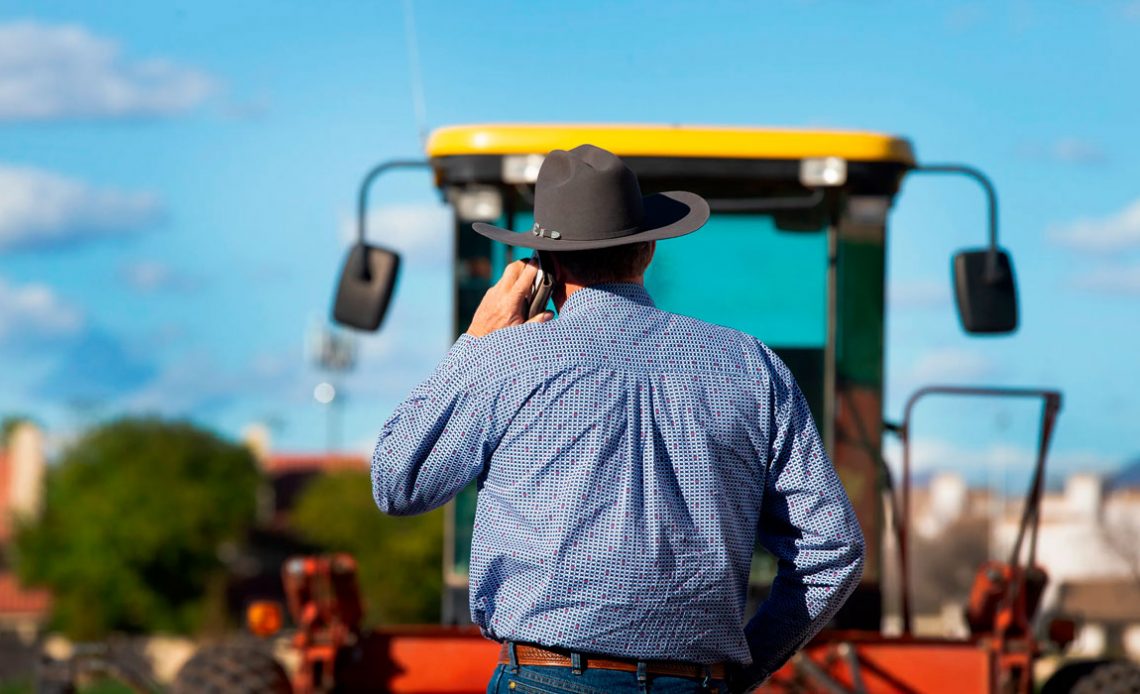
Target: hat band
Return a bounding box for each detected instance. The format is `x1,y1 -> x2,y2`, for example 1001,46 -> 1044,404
532,220 -> 643,242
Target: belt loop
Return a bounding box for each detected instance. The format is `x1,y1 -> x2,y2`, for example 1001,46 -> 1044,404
636,660 -> 648,684
570,651 -> 583,675
507,641 -> 519,674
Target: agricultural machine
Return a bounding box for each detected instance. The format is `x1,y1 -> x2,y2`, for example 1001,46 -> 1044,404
160,124 -> 1139,693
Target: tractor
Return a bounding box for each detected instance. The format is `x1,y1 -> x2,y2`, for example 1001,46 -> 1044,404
164,124 -> 1140,693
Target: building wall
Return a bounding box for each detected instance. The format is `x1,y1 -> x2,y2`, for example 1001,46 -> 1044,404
0,423 -> 50,634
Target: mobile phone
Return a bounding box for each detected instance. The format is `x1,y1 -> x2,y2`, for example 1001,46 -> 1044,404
527,251 -> 555,318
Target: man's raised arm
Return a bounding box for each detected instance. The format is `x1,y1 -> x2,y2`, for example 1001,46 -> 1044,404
372,258 -> 552,517
371,334 -> 490,516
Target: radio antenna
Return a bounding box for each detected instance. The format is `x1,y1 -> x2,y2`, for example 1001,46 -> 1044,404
401,0 -> 429,147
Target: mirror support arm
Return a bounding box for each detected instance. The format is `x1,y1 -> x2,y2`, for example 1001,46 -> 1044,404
911,164 -> 1001,280
355,160 -> 432,276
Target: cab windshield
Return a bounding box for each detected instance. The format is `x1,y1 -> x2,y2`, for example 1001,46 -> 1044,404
645,212 -> 827,421
496,211 -> 828,422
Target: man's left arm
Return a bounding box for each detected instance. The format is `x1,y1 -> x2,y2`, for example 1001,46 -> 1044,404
739,351 -> 865,687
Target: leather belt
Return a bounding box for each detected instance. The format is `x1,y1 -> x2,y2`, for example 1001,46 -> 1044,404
498,642 -> 726,680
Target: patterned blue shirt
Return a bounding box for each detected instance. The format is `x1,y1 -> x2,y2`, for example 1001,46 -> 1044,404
372,283 -> 864,677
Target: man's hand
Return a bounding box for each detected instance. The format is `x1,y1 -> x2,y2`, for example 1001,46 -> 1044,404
467,259 -> 554,338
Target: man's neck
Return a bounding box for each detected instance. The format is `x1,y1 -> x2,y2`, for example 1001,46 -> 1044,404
553,277 -> 644,312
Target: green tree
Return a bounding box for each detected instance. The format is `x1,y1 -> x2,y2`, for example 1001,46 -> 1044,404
291,470 -> 443,625
0,415 -> 36,446
13,418 -> 260,640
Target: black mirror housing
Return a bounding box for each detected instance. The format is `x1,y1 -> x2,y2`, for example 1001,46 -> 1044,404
953,248 -> 1018,335
332,243 -> 400,331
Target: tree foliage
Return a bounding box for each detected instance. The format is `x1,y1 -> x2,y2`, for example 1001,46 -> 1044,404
13,418 -> 260,639
291,470 -> 443,625
0,414 -> 36,446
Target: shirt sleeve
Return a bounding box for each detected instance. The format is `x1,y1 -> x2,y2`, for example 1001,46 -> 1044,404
740,352 -> 865,684
371,334 -> 496,516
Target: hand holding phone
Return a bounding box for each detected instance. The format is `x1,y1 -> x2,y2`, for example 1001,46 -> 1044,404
467,254 -> 554,337
527,252 -> 555,319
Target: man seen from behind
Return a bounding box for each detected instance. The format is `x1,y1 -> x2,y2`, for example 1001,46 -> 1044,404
372,144 -> 865,693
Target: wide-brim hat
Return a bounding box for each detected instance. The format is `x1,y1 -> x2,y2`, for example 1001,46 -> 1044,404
472,144 -> 709,251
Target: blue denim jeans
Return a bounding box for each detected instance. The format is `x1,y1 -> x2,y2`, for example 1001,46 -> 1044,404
485,664 -> 729,694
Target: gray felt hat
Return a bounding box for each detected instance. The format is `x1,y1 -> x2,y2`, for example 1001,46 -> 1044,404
472,144 -> 709,251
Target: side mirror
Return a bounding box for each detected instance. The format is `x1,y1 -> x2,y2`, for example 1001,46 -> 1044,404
953,248 -> 1018,334
332,243 -> 400,331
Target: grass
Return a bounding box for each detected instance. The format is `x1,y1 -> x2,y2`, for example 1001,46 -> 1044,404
0,680 -> 30,694
80,681 -> 136,694
0,678 -> 137,694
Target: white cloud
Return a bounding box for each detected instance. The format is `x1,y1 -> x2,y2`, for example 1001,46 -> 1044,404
1073,263 -> 1140,295
0,21 -> 213,120
119,260 -> 199,292
889,279 -> 951,310
340,203 -> 454,264
909,347 -> 995,384
945,4 -> 986,32
0,277 -> 160,403
0,277 -> 84,343
120,261 -> 171,291
0,164 -> 162,250
1050,199 -> 1140,254
1052,138 -> 1107,164
122,351 -> 301,415
1017,138 -> 1106,165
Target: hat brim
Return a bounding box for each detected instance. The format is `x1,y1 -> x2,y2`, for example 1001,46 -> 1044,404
471,191 -> 710,251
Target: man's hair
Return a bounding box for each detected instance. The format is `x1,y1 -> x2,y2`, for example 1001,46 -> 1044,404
548,241 -> 653,285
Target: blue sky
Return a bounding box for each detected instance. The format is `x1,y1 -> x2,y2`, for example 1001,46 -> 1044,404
0,1 -> 1138,488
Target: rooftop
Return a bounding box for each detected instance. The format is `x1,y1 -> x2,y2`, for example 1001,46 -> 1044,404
262,452 -> 368,475
426,123 -> 916,165
0,572 -> 50,618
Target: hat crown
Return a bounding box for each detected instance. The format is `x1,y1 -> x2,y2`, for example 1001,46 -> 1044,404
532,144 -> 645,242
470,142 -> 708,251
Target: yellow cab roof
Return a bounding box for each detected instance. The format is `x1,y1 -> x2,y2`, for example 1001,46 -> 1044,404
426,124 -> 915,165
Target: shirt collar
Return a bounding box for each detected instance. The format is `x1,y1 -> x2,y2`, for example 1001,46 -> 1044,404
559,282 -> 655,316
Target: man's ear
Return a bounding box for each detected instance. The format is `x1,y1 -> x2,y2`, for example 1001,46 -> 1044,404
541,251 -> 561,282
635,241 -> 656,281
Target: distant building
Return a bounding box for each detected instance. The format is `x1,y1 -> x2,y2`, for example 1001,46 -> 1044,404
911,465 -> 1140,659
0,423 -> 51,639
242,422 -> 368,528
912,472 -> 997,539
261,452 -> 368,528
994,471 -> 1140,659
223,426 -> 369,615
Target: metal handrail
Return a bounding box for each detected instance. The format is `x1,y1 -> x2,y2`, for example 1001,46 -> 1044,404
894,385 -> 1062,636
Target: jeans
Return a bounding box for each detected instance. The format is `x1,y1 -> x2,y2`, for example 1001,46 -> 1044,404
485,664 -> 730,694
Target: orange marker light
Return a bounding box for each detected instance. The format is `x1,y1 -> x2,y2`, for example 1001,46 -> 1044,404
246,600 -> 284,638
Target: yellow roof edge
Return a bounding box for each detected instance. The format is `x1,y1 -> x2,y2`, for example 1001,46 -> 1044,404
426,123 -> 915,165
